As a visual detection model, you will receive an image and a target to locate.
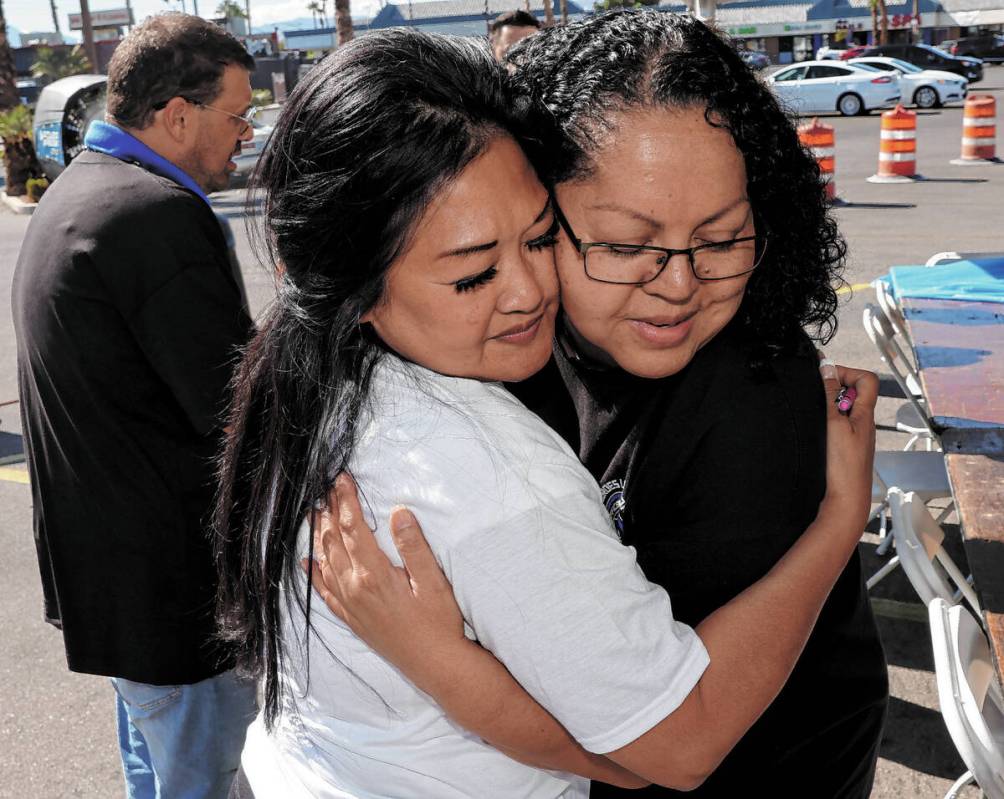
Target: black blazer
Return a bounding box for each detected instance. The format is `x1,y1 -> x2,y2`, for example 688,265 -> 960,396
13,151 -> 253,684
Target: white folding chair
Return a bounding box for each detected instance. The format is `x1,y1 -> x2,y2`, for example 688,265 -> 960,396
926,250 -> 1004,267
883,488 -> 980,615
862,305 -> 938,451
873,277 -> 914,357
866,451 -> 954,589
929,598 -> 1004,799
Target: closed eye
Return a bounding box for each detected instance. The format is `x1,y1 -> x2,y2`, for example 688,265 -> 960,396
526,216 -> 559,251
453,265 -> 498,294
695,235 -> 756,253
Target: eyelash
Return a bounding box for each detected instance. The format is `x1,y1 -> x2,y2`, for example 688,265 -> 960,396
452,218 -> 559,294
526,217 -> 560,251
453,266 -> 498,294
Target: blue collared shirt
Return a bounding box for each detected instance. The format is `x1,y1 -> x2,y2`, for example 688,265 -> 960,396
84,120 -> 210,206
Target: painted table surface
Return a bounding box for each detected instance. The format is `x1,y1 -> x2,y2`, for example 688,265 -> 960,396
900,295 -> 1004,681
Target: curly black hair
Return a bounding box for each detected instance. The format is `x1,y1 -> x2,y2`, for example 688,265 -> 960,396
507,10 -> 845,348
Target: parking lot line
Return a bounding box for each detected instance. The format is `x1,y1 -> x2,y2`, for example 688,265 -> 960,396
0,467 -> 29,485
837,282 -> 874,296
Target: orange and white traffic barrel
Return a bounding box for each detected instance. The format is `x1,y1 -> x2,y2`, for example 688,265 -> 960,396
798,117 -> 838,203
951,95 -> 998,165
868,104 -> 920,183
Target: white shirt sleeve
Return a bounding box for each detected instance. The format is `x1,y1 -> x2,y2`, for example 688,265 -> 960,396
447,485 -> 709,754
352,371 -> 709,755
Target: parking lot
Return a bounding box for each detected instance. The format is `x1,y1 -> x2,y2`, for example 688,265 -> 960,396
1,67 -> 1003,797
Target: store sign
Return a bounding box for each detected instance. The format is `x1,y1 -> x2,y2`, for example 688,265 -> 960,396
726,21 -> 826,37
68,8 -> 133,30
890,13 -> 922,27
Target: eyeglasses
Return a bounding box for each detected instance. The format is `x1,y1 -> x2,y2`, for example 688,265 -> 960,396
552,197 -> 768,284
153,96 -> 258,133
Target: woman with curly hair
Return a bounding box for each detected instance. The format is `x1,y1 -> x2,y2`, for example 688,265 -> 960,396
306,10 -> 888,798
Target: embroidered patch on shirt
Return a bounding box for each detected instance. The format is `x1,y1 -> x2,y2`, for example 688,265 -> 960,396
600,479 -> 626,539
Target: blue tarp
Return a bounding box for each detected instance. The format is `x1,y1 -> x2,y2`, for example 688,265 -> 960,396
888,258 -> 1004,305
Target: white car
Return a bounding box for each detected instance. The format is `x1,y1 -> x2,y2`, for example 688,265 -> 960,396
768,61 -> 902,116
848,56 -> 967,108
232,119 -> 274,175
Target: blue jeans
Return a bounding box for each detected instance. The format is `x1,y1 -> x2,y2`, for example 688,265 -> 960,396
112,670 -> 258,799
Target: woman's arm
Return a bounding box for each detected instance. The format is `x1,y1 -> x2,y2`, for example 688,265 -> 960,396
307,501 -> 648,788
312,361 -> 877,790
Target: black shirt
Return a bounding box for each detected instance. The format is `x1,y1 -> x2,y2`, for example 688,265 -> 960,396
12,151 -> 254,685
513,319 -> 888,797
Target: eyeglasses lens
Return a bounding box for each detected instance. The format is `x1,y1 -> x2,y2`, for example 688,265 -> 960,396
585,237 -> 765,283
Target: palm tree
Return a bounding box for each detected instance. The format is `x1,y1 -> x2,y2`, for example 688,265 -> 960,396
869,0 -> 878,44
307,0 -> 323,28
217,0 -> 247,19
31,46 -> 92,84
50,0 -> 61,33
0,0 -> 20,110
334,0 -> 353,43
78,0 -> 98,73
0,104 -> 44,197
559,0 -> 568,23
878,0 -> 889,44
542,0 -> 555,27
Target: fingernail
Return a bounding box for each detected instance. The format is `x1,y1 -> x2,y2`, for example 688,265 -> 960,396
391,507 -> 415,533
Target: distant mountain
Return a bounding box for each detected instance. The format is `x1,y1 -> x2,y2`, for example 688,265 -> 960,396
252,15 -> 372,34
252,17 -> 317,33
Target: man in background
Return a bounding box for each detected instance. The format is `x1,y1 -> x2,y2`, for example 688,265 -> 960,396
490,9 -> 542,61
12,13 -> 256,798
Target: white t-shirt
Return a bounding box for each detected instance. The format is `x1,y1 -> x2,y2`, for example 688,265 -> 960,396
243,355 -> 709,798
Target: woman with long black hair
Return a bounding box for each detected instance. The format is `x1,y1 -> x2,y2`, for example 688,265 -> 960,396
216,19 -> 880,799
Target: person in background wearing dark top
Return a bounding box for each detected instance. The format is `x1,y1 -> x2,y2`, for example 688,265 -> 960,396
308,11 -> 888,798
12,13 -> 257,799
489,9 -> 541,62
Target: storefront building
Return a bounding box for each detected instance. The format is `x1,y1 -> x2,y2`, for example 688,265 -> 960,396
282,0 -> 1003,60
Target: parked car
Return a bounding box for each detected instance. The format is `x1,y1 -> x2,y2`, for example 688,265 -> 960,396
738,48 -> 771,69
860,43 -> 984,82
231,118 -> 275,175
838,45 -> 870,60
816,44 -> 846,60
848,56 -> 968,108
767,60 -> 901,116
816,43 -> 868,60
947,32 -> 1004,63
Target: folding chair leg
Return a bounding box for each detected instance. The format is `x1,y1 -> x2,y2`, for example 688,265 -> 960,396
876,509 -> 893,556
866,555 -> 900,590
943,770 -> 974,799
934,503 -> 955,525
934,551 -> 983,616
903,434 -> 920,452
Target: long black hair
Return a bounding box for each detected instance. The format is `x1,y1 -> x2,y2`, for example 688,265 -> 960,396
213,29 -> 528,728
508,10 -> 845,349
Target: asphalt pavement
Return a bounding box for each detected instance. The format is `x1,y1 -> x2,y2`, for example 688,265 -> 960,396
2,69 -> 1003,797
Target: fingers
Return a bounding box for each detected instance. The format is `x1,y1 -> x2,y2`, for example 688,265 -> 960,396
818,352 -> 879,422
311,502 -> 350,576
335,473 -> 385,570
818,353 -> 843,419
833,364 -> 879,420
389,507 -> 448,591
301,557 -> 349,622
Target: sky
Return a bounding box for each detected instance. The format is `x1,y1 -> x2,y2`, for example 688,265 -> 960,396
4,0 -> 385,37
